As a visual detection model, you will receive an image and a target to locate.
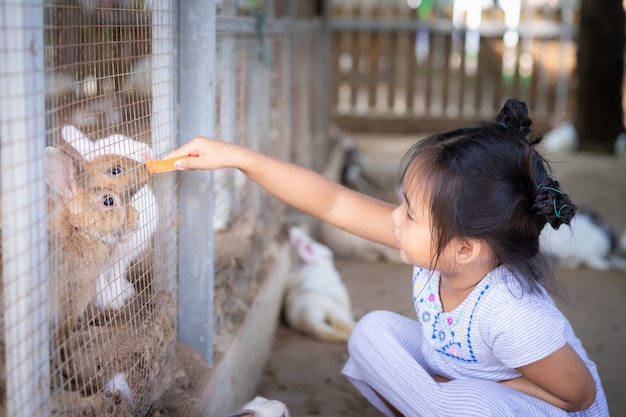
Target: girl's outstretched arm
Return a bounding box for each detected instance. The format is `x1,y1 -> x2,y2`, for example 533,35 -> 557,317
500,343 -> 596,412
165,136 -> 398,248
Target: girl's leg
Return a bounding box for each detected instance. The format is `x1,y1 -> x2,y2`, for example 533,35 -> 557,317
341,310 -> 439,417
342,310 -> 573,417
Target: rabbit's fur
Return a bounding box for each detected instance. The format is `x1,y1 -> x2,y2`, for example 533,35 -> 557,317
540,206 -> 626,271
225,396 -> 290,417
61,125 -> 156,309
283,226 -> 356,343
45,146 -> 141,335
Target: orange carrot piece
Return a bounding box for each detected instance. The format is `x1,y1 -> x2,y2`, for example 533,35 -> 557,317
146,156 -> 195,173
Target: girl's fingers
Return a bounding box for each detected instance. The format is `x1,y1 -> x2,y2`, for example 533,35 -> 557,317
163,146 -> 197,160
173,155 -> 203,170
163,136 -> 210,160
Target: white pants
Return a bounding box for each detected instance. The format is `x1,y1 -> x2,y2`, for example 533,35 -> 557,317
342,310 -> 609,417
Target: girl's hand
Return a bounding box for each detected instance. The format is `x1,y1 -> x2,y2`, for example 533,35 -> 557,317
164,136 -> 243,171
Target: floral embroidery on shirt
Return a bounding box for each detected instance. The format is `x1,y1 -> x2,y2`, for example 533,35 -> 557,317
413,268 -> 491,363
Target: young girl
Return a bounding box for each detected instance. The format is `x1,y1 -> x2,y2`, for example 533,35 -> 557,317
166,99 -> 608,416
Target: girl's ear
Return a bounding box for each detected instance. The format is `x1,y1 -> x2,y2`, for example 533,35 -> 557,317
454,238 -> 483,265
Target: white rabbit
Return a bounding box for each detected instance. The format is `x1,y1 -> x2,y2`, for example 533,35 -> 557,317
225,396 -> 290,417
62,125 -> 157,309
283,226 -> 357,343
319,222 -> 402,263
540,208 -> 626,271
62,124 -> 153,163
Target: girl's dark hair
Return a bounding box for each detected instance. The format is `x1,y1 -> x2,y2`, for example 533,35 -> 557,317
400,98 -> 575,300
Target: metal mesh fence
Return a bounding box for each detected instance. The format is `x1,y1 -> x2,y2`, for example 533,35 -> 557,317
1,1 -> 327,415
211,5 -> 327,363
2,1 -> 179,415
1,4 -> 50,416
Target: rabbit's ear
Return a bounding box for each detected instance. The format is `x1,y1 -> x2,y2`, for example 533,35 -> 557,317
98,133 -> 153,163
303,240 -> 333,264
290,227 -> 334,264
56,137 -> 88,164
45,147 -> 79,201
289,227 -> 312,256
289,226 -> 310,248
61,125 -> 92,156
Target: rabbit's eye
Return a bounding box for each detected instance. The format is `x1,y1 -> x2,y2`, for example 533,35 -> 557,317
102,194 -> 115,206
110,165 -> 123,176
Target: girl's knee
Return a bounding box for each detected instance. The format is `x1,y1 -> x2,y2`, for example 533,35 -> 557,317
348,310 -> 396,349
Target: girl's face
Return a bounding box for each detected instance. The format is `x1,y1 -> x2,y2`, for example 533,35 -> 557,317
391,187 -> 438,268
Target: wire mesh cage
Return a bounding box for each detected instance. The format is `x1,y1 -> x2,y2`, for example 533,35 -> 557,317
2,1 -> 178,415
207,2 -> 329,369
2,0 -> 328,415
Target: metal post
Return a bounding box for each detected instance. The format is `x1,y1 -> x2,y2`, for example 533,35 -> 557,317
0,2 -> 50,416
177,0 -> 217,365
152,0 -> 178,295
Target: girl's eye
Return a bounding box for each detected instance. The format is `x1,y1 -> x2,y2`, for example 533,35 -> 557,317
102,194 -> 115,207
110,165 -> 123,176
401,202 -> 413,220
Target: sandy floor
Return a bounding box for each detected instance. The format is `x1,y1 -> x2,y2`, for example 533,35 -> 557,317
255,143 -> 626,417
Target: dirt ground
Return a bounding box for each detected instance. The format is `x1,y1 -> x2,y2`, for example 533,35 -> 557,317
252,144 -> 626,417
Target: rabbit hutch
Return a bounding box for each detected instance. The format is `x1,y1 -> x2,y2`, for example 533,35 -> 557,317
0,0 -> 603,415
0,0 -> 328,416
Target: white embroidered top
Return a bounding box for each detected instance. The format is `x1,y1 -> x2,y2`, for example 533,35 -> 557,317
412,265 -> 566,381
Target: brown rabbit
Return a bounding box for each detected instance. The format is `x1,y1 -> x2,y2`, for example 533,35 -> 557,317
55,136 -> 150,207
45,146 -> 141,335
57,129 -> 154,310
0,146 -> 142,408
81,153 -> 149,206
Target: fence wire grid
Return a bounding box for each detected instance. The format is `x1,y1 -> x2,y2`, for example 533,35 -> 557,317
1,1 -> 327,416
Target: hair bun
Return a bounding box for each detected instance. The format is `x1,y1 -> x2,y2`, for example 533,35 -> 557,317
531,179 -> 576,229
496,98 -> 532,139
